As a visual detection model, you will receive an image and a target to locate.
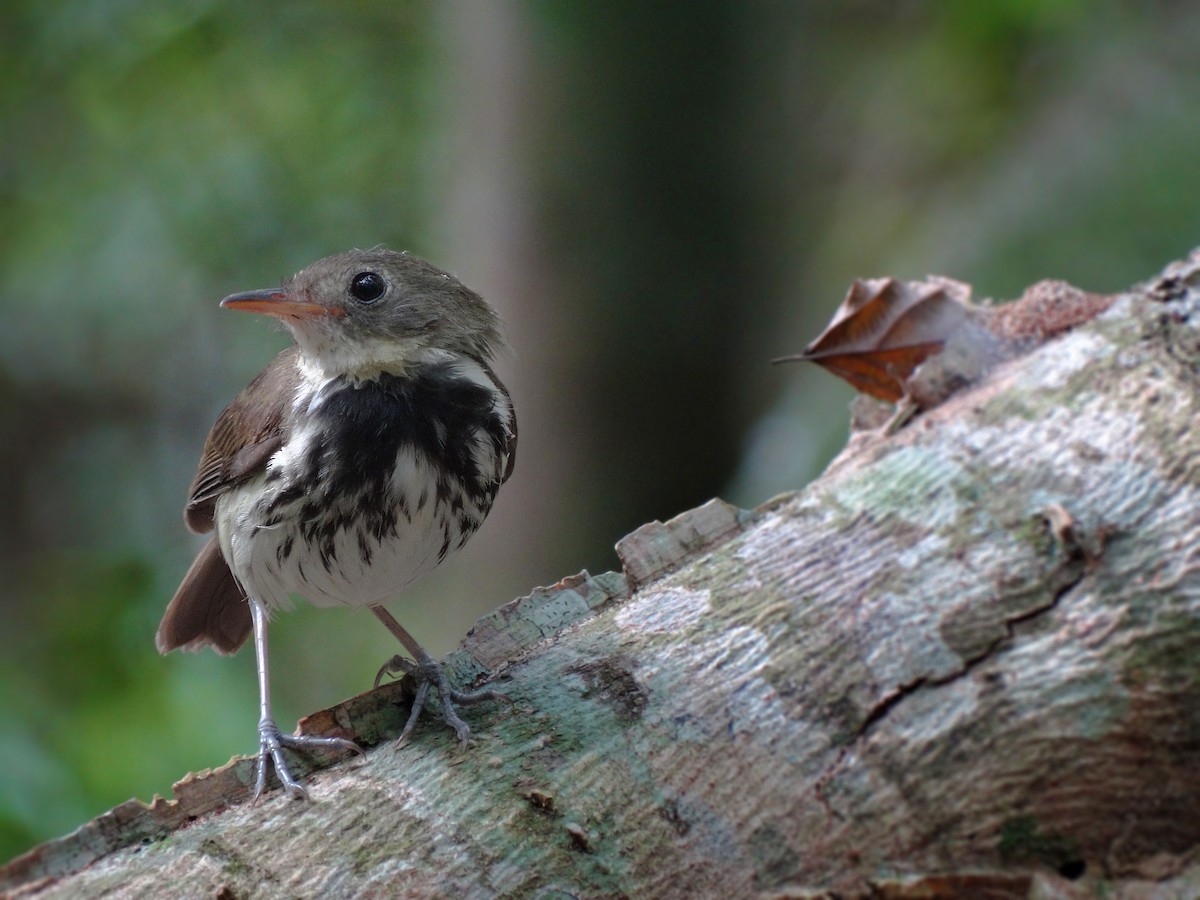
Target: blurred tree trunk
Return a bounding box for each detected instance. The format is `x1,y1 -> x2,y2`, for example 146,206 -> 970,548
5,253 -> 1200,898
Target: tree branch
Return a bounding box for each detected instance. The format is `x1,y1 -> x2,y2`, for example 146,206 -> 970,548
7,251 -> 1200,899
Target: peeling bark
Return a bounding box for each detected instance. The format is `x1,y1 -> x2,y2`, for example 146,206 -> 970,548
5,251 -> 1200,899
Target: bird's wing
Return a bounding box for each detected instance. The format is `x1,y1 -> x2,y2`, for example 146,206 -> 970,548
184,346 -> 300,533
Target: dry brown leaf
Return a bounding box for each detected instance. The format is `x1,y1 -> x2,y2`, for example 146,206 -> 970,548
780,275 -> 1117,408
776,276 -> 975,402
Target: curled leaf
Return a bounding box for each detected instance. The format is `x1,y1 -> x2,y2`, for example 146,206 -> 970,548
780,275 -> 1117,409
776,276 -> 975,403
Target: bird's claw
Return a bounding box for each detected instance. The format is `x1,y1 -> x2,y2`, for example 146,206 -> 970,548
252,717 -> 362,803
375,654 -> 508,746
374,653 -> 416,688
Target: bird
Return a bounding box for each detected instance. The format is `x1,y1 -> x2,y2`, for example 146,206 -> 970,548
156,248 -> 517,800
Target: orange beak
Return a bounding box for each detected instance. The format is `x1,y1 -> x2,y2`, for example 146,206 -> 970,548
220,289 -> 344,320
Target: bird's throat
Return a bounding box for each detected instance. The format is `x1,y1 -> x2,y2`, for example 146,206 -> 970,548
293,330 -> 431,384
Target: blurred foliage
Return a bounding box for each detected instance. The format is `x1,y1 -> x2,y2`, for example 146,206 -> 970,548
3,0 -> 1200,863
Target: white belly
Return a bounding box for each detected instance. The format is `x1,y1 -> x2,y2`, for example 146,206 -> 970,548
216,445 -> 482,610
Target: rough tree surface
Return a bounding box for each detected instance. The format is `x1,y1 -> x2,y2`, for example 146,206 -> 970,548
5,251 -> 1200,899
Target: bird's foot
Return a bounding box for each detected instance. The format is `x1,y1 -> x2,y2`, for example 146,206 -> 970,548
374,654 -> 509,746
254,716 -> 363,802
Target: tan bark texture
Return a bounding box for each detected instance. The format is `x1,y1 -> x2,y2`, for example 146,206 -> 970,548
5,251 -> 1200,899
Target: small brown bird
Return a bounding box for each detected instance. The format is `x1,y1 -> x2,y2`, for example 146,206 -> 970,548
157,249 -> 517,800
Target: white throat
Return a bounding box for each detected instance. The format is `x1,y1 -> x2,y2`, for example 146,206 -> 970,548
291,328 -> 429,383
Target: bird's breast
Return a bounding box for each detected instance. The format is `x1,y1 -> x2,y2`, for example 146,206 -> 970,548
217,360 -> 513,609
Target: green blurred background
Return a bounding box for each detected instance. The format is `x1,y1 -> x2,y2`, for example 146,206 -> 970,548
4,0 -> 1199,862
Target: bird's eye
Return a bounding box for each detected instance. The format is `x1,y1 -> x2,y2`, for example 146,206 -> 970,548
349,271 -> 387,303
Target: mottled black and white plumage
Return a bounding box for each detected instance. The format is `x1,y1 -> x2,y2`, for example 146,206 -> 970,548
157,249 -> 516,800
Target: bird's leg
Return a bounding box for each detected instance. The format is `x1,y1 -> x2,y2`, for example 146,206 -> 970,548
371,605 -> 508,745
248,598 -> 361,802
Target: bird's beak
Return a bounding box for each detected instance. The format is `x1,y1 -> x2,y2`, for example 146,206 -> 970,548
220,289 -> 344,320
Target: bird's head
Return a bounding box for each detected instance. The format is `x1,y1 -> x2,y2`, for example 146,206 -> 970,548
220,249 -> 503,380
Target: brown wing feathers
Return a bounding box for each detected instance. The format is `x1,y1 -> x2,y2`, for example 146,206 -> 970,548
158,349 -> 299,654
184,347 -> 299,533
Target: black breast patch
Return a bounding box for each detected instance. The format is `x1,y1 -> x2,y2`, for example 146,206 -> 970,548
317,360 -> 506,501
268,361 -> 510,566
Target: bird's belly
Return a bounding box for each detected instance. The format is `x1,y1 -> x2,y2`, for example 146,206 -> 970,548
216,449 -> 489,610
